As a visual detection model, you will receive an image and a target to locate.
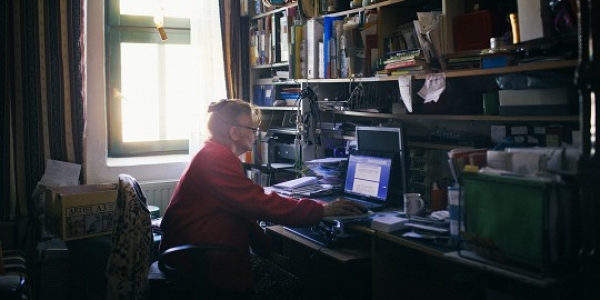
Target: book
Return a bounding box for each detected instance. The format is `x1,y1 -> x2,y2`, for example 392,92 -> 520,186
270,14 -> 281,62
290,22 -> 304,79
384,59 -> 427,71
249,26 -> 259,66
331,19 -> 343,78
279,15 -> 289,62
305,19 -> 323,79
323,16 -> 343,78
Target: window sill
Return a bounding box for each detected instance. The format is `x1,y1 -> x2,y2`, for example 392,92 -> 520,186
107,154 -> 191,167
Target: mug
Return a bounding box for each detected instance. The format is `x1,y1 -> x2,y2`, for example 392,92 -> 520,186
403,193 -> 424,217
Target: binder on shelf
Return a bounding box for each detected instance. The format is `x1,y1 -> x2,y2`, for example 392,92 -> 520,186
305,19 -> 323,79
253,85 -> 264,106
270,14 -> 281,62
290,22 -> 305,79
279,14 -> 289,62
323,16 -> 342,79
342,22 -> 361,77
331,19 -> 343,79
263,85 -> 274,106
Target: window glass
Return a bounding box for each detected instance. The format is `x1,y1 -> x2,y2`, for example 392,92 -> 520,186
106,0 -> 226,157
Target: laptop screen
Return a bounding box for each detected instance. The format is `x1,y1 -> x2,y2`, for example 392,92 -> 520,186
343,154 -> 392,201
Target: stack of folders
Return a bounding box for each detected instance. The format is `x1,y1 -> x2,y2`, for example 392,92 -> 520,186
403,215 -> 450,239
271,176 -> 333,197
447,148 -> 488,182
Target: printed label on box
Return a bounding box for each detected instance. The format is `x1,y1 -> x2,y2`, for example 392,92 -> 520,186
66,203 -> 115,238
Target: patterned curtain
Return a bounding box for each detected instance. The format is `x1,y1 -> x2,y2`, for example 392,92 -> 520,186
220,0 -> 249,100
1,0 -> 84,246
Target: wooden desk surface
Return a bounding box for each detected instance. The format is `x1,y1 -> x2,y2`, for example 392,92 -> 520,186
266,225 -> 371,263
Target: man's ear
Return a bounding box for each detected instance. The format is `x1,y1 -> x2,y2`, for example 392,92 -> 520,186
229,126 -> 240,141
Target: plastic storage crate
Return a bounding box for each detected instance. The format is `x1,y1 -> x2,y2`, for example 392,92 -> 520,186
459,173 -> 578,276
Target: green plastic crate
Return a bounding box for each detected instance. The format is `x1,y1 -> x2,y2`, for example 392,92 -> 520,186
460,173 -> 577,274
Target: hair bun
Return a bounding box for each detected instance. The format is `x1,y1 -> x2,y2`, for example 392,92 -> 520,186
207,99 -> 228,113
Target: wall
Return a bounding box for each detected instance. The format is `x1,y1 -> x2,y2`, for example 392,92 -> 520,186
83,0 -> 188,184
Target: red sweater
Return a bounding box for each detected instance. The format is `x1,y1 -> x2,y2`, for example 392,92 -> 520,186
159,140 -> 324,292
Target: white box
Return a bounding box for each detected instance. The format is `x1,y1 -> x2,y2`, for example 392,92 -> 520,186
371,215 -> 408,232
499,88 -> 567,106
517,0 -> 551,42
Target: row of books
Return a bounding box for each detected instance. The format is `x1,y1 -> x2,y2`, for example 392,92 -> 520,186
251,8 -> 382,79
376,49 -> 429,77
250,11 -> 290,67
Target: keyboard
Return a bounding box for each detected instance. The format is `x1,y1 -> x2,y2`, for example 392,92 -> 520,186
284,221 -> 361,247
284,226 -> 333,247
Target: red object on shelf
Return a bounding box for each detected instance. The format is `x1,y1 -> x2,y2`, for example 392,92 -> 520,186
453,10 -> 501,51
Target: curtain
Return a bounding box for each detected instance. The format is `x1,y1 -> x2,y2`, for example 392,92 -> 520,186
1,0 -> 85,247
189,1 -> 228,154
220,0 -> 249,100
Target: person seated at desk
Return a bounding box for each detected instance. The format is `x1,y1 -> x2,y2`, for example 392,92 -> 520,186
159,99 -> 366,300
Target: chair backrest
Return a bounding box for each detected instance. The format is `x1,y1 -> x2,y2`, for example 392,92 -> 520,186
105,174 -> 153,300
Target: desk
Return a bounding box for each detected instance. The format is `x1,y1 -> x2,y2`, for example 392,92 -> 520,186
267,225 -> 370,263
266,225 -> 372,300
267,221 -> 584,300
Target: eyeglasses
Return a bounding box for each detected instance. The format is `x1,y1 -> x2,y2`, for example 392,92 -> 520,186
235,124 -> 260,134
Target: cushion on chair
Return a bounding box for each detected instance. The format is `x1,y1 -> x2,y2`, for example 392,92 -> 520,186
1,250 -> 30,300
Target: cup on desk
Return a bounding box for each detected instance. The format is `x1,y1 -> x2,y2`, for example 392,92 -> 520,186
403,193 -> 424,217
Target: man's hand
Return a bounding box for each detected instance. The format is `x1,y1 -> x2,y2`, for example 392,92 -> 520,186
323,199 -> 368,217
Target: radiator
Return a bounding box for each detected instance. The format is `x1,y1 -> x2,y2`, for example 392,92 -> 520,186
138,179 -> 179,217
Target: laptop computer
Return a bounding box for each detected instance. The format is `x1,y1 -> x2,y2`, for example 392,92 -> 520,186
331,152 -> 395,212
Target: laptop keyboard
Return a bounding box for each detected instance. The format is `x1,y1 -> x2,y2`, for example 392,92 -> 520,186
339,197 -> 385,211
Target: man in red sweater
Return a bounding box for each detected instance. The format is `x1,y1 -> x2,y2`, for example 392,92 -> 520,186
159,99 -> 365,299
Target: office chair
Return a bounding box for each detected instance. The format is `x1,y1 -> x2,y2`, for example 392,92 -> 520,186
148,243 -> 238,299
107,174 -> 238,299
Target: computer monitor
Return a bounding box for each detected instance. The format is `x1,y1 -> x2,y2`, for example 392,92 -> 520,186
344,154 -> 393,201
354,126 -> 407,203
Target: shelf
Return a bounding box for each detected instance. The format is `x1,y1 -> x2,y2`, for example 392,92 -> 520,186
408,141 -> 471,151
319,131 -> 473,150
432,60 -> 579,79
254,78 -> 301,85
319,0 -> 407,18
252,62 -> 290,69
332,110 -> 579,122
302,60 -> 578,83
258,106 -> 299,111
251,3 -> 298,20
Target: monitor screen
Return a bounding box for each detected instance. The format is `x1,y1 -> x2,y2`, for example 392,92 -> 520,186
353,126 -> 407,203
355,126 -> 404,153
344,154 -> 392,201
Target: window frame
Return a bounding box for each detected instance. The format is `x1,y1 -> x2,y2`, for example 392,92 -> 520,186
105,0 -> 193,157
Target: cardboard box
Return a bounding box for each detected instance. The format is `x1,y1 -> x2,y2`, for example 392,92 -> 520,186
498,88 -> 568,116
45,184 -> 118,241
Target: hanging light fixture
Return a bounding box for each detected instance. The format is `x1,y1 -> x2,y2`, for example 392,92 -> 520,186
154,2 -> 168,41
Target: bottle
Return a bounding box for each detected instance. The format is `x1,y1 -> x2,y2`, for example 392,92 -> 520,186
509,13 -> 520,44
429,182 -> 446,211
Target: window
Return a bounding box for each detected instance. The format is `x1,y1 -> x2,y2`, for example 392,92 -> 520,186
106,0 -> 226,157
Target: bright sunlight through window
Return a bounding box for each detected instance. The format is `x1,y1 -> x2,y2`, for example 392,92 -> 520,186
107,0 -> 226,156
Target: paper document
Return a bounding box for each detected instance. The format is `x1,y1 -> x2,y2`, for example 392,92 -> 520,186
398,76 -> 412,112
418,73 -> 446,103
305,157 -> 347,163
40,159 -> 81,187
273,176 -> 318,190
